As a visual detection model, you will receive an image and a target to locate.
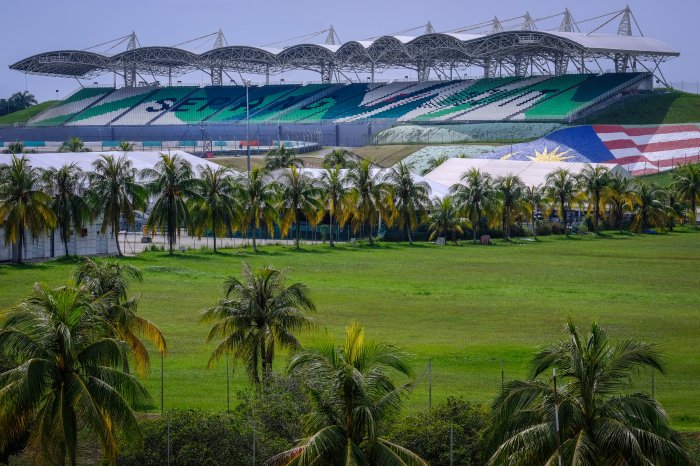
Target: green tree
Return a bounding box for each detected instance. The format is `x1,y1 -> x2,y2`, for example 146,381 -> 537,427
495,174 -> 526,241
322,149 -> 355,169
189,165 -> 238,253
346,159 -> 392,244
59,137 -> 90,153
88,154 -> 147,257
7,91 -> 37,112
420,155 -> 449,176
74,258 -> 167,376
385,161 -> 431,244
524,185 -> 545,239
451,168 -> 497,243
0,155 -> 56,263
486,319 -> 690,465
236,168 -> 278,251
118,141 -> 135,152
629,181 -> 668,232
319,167 -> 354,247
577,164 -> 610,233
279,166 -> 322,249
265,145 -> 304,171
41,163 -> 91,256
671,163 -> 700,227
601,173 -> 634,233
0,283 -> 150,466
427,196 -> 467,244
142,153 -> 200,254
270,322 -> 427,466
201,264 -> 315,386
544,168 -> 578,234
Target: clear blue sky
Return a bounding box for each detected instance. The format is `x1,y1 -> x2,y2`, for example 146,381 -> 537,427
1,0 -> 697,101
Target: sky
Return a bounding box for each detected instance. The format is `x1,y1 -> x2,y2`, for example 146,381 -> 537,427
1,0 -> 698,101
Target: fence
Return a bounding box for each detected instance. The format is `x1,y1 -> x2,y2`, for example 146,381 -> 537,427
669,81 -> 700,95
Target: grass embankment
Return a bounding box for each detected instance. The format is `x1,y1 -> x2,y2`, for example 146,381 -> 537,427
0,101 -> 57,125
588,90 -> 700,125
1,230 -> 698,429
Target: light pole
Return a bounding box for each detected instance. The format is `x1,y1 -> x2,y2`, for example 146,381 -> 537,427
55,89 -> 59,102
244,79 -> 251,174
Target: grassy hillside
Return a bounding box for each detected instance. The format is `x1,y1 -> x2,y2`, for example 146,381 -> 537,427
588,90 -> 700,125
0,101 -> 57,125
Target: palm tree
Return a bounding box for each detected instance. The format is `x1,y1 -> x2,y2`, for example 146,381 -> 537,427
544,168 -> 578,234
41,163 -> 91,256
672,163 -> 700,227
577,164 -> 610,233
142,153 -> 200,254
237,168 -> 279,251
279,166 -> 322,249
7,91 -> 37,112
201,264 -> 315,386
190,165 -> 238,253
385,161 -> 431,244
346,159 -> 392,244
0,283 -> 150,466
319,167 -> 354,247
629,181 -> 669,232
322,149 -> 354,169
486,319 -> 690,465
665,188 -> 687,231
74,258 -> 167,376
602,173 -> 633,233
265,144 -> 304,171
420,155 -> 449,176
270,322 -> 427,466
426,196 -> 467,244
0,155 -> 56,263
118,141 -> 135,152
495,174 -> 526,241
451,168 -> 497,243
88,154 -> 147,257
59,136 -> 90,152
524,185 -> 545,239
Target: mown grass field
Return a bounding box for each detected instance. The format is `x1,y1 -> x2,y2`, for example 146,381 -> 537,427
1,230 -> 698,429
0,101 -> 58,125
588,90 -> 700,125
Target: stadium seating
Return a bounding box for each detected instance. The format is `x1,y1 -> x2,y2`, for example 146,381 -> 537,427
248,84 -> 332,122
67,87 -> 158,126
206,85 -> 299,122
110,87 -> 199,125
29,88 -> 113,126
153,86 -> 247,125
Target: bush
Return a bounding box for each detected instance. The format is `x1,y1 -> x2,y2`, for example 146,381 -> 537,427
389,398 -> 488,466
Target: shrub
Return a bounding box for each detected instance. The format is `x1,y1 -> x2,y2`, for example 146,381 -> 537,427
389,398 -> 488,466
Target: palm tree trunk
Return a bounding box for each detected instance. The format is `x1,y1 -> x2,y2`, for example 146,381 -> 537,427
561,199 -> 568,235
251,219 -> 257,252
329,209 -> 335,247
64,236 -> 69,257
405,211 -> 413,245
532,212 -> 537,240
213,231 -> 217,253
594,193 -> 600,233
472,211 -> 478,244
693,199 -> 697,228
16,224 -> 23,263
113,217 -> 123,257
295,208 -> 301,249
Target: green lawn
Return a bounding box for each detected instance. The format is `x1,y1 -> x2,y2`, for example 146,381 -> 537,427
588,90 -> 700,125
0,101 -> 57,125
1,230 -> 699,429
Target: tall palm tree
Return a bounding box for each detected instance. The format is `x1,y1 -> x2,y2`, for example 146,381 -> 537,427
41,163 -> 91,256
346,159 -> 392,244
544,168 -> 578,234
602,173 -> 633,233
58,137 -> 90,153
451,168 -> 497,243
629,181 -> 669,232
74,258 -> 167,376
142,153 -> 200,254
665,188 -> 687,231
577,164 -> 610,233
279,166 -> 322,249
486,319 -> 690,465
672,163 -> 700,227
495,174 -> 526,241
7,91 -> 37,111
88,154 -> 147,257
319,167 -> 354,247
189,165 -> 237,253
265,144 -> 305,171
385,161 -> 431,244
236,168 -> 279,251
322,148 -> 355,169
0,283 -> 150,466
201,264 -> 315,386
524,185 -> 545,239
426,196 -> 467,244
270,322 -> 427,466
0,155 -> 56,263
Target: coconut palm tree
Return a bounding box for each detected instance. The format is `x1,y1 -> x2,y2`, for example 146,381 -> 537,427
577,164 -> 610,233
41,163 -> 91,256
265,144 -> 305,171
142,153 -> 200,254
346,159 -> 392,244
544,168 -> 578,234
74,258 -> 167,376
451,168 -> 497,243
629,181 -> 669,232
279,166 -> 323,249
118,141 -> 135,152
269,322 -> 427,466
7,91 -> 37,111
420,155 -> 449,176
88,154 -> 147,257
0,283 -> 150,466
236,168 -> 279,251
385,161 -> 431,244
486,319 -> 690,465
319,167 -> 354,247
665,188 -> 687,231
426,196 -> 467,244
672,163 -> 700,227
189,165 -> 238,253
201,264 -> 315,386
322,149 -> 354,169
602,172 -> 634,233
58,137 -> 90,153
524,185 -> 545,239
495,174 -> 526,241
0,155 -> 56,263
